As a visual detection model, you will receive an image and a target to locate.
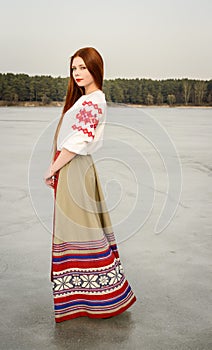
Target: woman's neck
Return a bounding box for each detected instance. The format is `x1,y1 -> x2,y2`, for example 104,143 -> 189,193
85,83 -> 100,95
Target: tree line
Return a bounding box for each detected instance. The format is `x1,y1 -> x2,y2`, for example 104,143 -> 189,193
0,73 -> 211,106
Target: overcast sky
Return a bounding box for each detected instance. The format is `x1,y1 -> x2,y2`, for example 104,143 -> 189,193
0,0 -> 211,80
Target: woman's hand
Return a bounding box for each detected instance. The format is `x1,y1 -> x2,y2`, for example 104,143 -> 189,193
43,149 -> 76,189
44,165 -> 55,188
45,176 -> 55,189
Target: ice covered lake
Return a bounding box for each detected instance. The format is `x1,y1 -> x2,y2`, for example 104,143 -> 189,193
0,105 -> 211,349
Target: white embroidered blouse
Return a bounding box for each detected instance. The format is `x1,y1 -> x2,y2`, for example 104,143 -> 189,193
57,90 -> 107,155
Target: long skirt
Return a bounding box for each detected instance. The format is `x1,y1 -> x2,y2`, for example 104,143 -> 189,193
51,150 -> 136,322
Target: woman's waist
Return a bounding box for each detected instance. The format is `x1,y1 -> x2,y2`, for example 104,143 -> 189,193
54,149 -> 93,161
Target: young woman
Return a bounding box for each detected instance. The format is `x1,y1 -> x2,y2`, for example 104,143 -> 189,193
44,47 -> 136,323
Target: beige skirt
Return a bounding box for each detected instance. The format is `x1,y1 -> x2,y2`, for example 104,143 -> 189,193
51,151 -> 136,322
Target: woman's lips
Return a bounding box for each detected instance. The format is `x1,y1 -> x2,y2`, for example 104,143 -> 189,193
76,79 -> 83,82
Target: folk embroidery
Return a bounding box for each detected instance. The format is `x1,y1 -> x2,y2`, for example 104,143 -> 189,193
53,262 -> 124,293
71,101 -> 103,139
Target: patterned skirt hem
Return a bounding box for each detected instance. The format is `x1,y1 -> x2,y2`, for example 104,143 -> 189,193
54,295 -> 136,323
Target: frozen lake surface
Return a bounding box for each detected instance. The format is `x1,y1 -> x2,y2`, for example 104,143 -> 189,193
0,106 -> 212,350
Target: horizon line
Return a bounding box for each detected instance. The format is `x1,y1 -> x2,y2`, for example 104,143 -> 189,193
0,71 -> 211,81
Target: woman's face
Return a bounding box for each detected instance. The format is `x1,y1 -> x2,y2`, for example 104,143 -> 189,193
72,56 -> 96,91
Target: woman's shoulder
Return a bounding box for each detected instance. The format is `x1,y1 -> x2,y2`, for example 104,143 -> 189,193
66,90 -> 106,116
80,90 -> 106,104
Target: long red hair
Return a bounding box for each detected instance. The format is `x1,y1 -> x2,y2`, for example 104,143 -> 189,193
51,47 -> 104,160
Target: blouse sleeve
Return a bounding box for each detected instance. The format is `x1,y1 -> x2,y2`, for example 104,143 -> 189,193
58,97 -> 105,155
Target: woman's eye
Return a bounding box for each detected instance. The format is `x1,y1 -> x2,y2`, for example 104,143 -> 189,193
71,66 -> 86,71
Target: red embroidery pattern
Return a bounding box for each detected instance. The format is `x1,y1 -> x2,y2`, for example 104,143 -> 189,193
72,101 -> 103,139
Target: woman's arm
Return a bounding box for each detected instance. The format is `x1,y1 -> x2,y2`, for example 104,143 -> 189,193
45,148 -> 76,180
